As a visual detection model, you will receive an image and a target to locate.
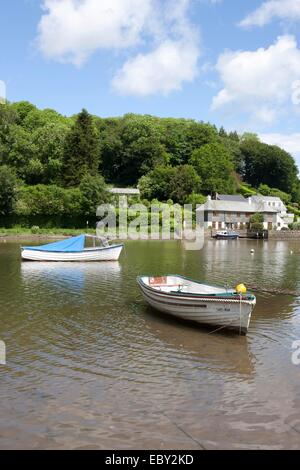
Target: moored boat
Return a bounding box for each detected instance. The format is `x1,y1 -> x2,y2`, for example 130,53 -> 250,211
213,230 -> 239,240
21,235 -> 123,262
137,275 -> 256,335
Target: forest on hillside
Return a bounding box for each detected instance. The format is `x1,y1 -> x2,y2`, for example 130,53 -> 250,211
0,101 -> 300,228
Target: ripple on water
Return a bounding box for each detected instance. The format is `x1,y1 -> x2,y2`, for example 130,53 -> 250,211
1,240 -> 300,449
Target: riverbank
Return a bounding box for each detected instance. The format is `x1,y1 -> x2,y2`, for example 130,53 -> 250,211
2,227 -> 300,242
0,228 -> 96,241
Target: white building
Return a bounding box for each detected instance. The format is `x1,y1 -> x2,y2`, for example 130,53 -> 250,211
250,196 -> 294,230
197,195 -> 294,231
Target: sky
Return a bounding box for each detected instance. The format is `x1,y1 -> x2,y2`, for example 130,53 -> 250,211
1,0 -> 300,168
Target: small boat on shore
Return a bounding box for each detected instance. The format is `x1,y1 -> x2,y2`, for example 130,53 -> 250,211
213,230 -> 239,240
137,275 -> 256,335
21,235 -> 123,262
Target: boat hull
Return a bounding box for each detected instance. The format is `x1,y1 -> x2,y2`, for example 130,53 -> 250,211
21,244 -> 124,262
215,235 -> 239,240
138,280 -> 255,334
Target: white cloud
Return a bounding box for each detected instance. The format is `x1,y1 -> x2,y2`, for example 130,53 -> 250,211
37,0 -> 153,66
239,0 -> 300,28
212,35 -> 300,124
37,0 -> 200,96
260,133 -> 300,154
112,39 -> 199,96
260,132 -> 300,168
112,0 -> 200,95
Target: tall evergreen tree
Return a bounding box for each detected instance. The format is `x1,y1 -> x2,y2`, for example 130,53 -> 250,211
62,109 -> 100,187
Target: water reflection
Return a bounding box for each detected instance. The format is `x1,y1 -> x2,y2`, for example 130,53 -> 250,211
142,307 -> 254,376
1,240 -> 300,449
21,261 -> 121,290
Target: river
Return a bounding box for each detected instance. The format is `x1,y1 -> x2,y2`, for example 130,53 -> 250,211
0,238 -> 299,449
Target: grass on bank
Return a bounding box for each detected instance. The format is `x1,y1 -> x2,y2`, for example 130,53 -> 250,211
0,226 -> 96,237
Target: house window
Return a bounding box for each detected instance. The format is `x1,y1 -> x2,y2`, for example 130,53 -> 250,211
213,211 -> 219,217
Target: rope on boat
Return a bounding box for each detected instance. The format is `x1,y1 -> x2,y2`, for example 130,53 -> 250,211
208,319 -> 237,335
239,294 -> 242,336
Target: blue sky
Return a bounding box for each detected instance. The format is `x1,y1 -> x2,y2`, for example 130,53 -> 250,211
1,0 -> 300,167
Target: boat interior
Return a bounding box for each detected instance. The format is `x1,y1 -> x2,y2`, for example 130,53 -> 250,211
141,276 -> 234,295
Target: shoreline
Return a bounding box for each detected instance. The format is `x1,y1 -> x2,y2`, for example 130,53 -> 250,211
1,232 -> 300,242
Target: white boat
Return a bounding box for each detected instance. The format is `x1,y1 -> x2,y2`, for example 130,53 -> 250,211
137,275 -> 256,335
21,234 -> 123,262
213,230 -> 239,240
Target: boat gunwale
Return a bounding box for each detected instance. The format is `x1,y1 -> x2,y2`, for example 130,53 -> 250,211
21,243 -> 124,254
137,275 -> 256,303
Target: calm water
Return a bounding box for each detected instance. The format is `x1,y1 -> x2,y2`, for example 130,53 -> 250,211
0,238 -> 300,450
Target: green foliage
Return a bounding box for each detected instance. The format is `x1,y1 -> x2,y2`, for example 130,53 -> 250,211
290,222 -> 300,230
1,100 -> 300,226
190,142 -> 236,194
139,165 -> 201,204
185,193 -> 207,206
250,213 -> 264,224
62,109 -> 100,187
250,213 -> 264,232
138,166 -> 175,202
169,165 -> 201,204
79,174 -> 110,216
241,140 -> 298,194
0,165 -> 18,215
238,183 -> 257,197
15,185 -> 83,216
101,114 -> 167,185
258,184 -> 291,205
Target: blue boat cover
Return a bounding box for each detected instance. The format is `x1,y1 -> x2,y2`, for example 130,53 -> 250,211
23,235 -> 85,253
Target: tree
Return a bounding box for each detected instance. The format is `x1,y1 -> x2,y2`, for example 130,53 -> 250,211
62,109 -> 100,187
161,119 -> 218,166
32,122 -> 69,184
117,115 -> 167,185
219,126 -> 227,137
138,166 -> 176,202
138,165 -> 201,204
15,184 -> 83,217
11,101 -> 37,124
169,165 -> 201,204
0,166 -> 18,215
250,213 -> 264,232
79,174 -> 109,216
240,140 -> 298,194
4,125 -> 38,182
190,142 -> 236,194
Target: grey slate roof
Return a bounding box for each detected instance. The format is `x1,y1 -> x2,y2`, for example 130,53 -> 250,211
217,194 -> 246,202
109,188 -> 140,195
198,199 -> 278,213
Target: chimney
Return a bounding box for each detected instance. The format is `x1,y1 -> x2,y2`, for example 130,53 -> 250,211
207,195 -> 211,201
248,197 -> 252,205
